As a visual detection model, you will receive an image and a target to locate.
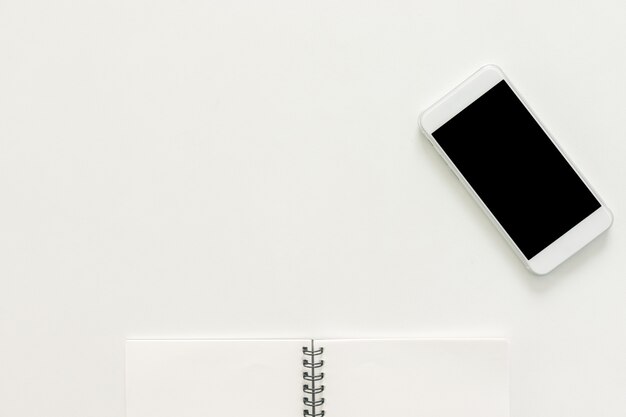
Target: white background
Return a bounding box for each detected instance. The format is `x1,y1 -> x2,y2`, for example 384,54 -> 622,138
1,0 -> 625,416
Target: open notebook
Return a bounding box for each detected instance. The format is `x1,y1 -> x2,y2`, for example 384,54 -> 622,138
126,339 -> 509,417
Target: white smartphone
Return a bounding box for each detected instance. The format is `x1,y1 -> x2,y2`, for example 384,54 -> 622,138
419,65 -> 612,275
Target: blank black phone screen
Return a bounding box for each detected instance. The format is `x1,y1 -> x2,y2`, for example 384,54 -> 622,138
432,80 -> 600,259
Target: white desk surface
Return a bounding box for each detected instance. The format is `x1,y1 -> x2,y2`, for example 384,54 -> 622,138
1,0 -> 625,416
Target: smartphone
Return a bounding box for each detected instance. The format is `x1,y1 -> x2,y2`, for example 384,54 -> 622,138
419,65 -> 612,275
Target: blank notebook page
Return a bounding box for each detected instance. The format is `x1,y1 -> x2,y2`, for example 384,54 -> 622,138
321,339 -> 509,417
126,340 -> 306,417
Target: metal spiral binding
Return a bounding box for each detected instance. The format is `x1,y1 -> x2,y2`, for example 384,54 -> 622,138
302,344 -> 325,417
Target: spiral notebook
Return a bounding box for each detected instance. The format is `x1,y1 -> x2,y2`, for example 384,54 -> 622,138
126,339 -> 509,417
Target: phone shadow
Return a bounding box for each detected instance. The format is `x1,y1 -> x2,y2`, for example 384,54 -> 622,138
522,231 -> 613,292
415,126 -> 613,292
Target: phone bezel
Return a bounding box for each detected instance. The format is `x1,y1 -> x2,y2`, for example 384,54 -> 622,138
419,64 -> 612,275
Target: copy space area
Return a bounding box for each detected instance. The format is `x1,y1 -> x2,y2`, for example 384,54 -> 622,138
1,1 -> 625,416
